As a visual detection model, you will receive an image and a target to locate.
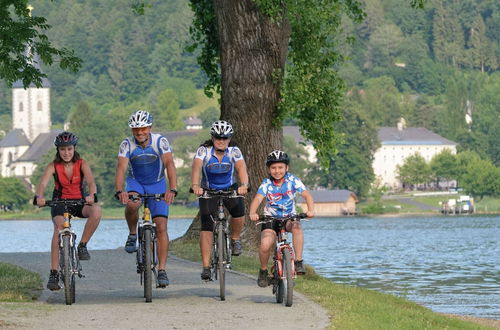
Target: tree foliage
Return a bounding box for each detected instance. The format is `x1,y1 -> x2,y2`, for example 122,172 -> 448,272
0,177 -> 32,210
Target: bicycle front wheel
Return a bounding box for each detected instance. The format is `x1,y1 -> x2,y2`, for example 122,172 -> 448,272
282,248 -> 294,307
62,235 -> 74,305
143,227 -> 153,303
217,224 -> 226,301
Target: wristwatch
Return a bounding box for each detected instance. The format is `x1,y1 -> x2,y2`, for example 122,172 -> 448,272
169,189 -> 178,197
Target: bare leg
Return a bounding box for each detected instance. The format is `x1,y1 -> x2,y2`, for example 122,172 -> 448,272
51,216 -> 64,269
259,230 -> 276,270
154,216 -> 168,270
200,231 -> 213,268
81,204 -> 102,243
290,222 -> 304,261
230,216 -> 244,240
125,200 -> 141,234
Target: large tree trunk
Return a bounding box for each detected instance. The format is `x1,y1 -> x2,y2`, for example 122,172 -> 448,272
180,1 -> 291,246
216,0 -> 290,244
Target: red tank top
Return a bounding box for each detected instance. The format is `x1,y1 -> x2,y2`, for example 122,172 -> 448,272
53,159 -> 84,199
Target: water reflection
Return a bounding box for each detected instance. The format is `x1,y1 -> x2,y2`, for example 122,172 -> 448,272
302,215 -> 500,319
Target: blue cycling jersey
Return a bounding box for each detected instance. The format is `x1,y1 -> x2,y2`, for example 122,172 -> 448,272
256,172 -> 306,217
118,133 -> 172,185
194,146 -> 244,190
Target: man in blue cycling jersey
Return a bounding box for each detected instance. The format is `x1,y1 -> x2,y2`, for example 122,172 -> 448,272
115,110 -> 177,287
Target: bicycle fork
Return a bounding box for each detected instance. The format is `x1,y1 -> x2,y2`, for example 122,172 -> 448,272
137,222 -> 158,284
59,229 -> 83,280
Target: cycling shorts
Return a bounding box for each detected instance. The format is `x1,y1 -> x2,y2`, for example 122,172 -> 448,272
200,195 -> 245,232
51,201 -> 85,219
126,177 -> 169,219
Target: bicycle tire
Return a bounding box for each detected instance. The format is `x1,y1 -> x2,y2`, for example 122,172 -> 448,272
217,223 -> 226,301
143,227 -> 153,303
274,259 -> 284,304
62,235 -> 73,305
282,248 -> 294,307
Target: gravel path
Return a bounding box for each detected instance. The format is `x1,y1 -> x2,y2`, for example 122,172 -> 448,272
0,249 -> 329,329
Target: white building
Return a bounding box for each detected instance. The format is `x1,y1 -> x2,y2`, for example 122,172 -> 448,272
0,50 -> 60,181
373,124 -> 457,189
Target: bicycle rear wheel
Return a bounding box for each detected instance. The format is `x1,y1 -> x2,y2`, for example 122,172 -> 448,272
217,224 -> 226,301
282,248 -> 294,307
143,227 -> 153,303
62,235 -> 74,305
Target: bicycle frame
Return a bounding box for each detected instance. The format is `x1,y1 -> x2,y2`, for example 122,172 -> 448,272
129,193 -> 163,302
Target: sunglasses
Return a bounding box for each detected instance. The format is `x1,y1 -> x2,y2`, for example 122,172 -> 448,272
213,136 -> 229,140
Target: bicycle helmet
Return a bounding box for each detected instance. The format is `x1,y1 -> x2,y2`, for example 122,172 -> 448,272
54,131 -> 78,147
128,110 -> 153,128
266,150 -> 289,166
210,120 -> 234,138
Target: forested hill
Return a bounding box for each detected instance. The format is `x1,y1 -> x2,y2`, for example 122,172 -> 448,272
0,0 -> 498,167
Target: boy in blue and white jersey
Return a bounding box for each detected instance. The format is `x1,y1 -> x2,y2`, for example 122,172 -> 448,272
115,110 -> 178,287
249,150 -> 315,287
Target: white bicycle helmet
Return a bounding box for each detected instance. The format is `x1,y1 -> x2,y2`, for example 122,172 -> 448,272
210,120 -> 234,138
128,110 -> 153,128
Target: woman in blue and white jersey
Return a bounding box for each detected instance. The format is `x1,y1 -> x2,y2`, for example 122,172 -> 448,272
191,120 -> 249,281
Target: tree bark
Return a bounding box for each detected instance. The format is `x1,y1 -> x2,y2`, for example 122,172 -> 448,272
214,0 -> 291,244
181,1 -> 291,246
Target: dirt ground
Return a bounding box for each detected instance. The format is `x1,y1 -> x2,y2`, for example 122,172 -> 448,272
0,249 -> 329,329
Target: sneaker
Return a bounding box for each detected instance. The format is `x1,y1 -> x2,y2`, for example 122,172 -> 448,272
295,259 -> 306,275
77,242 -> 90,260
200,267 -> 211,281
257,269 -> 269,287
47,270 -> 60,291
157,270 -> 169,287
231,239 -> 242,256
124,234 -> 137,253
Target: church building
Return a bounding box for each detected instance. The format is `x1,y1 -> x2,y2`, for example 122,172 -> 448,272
0,51 -> 61,181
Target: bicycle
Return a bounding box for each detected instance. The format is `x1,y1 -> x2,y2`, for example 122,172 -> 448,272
128,193 -> 164,303
193,188 -> 240,301
41,199 -> 87,305
256,213 -> 307,307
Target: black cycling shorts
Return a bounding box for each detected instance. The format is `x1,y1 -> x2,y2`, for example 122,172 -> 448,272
51,202 -> 85,219
200,196 -> 245,232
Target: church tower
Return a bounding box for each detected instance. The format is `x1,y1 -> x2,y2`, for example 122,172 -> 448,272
11,50 -> 51,142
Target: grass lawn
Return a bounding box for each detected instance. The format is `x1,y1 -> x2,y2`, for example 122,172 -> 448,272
170,239 -> 492,329
0,263 -> 42,302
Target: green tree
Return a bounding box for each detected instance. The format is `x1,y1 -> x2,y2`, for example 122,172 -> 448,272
68,101 -> 92,130
460,157 -> 500,200
149,89 -> 184,132
432,2 -> 465,67
467,15 -> 497,72
0,177 -> 32,211
199,107 -> 220,129
429,149 -> 458,188
0,0 -> 80,87
397,153 -> 432,189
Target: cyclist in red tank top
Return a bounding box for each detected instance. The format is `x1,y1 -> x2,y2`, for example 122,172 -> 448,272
34,132 -> 102,291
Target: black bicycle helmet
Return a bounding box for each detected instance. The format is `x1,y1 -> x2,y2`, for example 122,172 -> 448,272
210,120 -> 234,138
266,150 -> 289,166
54,131 -> 78,147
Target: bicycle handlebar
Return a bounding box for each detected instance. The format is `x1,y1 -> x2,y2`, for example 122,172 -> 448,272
255,213 -> 307,225
43,199 -> 86,207
189,187 -> 240,198
128,193 -> 165,202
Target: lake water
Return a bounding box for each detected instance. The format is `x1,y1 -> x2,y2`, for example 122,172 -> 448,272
0,215 -> 498,319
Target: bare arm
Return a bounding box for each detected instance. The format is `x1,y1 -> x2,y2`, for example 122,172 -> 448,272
115,156 -> 129,204
162,152 -> 177,204
249,193 -> 265,221
34,163 -> 55,206
301,190 -> 315,218
81,160 -> 97,204
191,157 -> 204,196
234,159 -> 249,195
